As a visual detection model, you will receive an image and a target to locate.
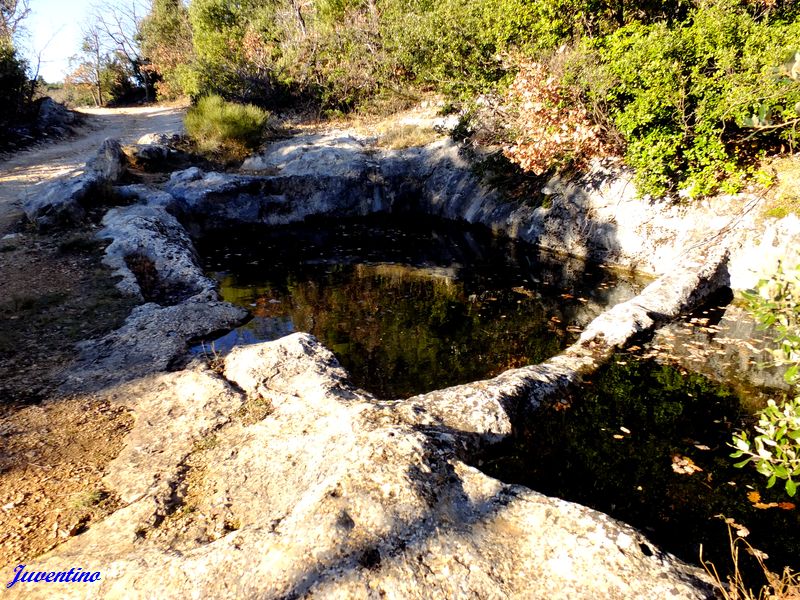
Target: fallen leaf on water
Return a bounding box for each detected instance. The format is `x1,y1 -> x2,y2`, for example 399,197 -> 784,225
552,400 -> 571,412
753,500 -> 797,510
672,455 -> 703,475
693,444 -> 711,451
512,286 -> 535,298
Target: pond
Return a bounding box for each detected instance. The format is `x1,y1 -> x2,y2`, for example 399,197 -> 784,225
477,347 -> 799,584
192,215 -> 797,584
192,215 -> 644,398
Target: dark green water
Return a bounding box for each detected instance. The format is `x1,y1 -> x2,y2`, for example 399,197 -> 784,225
477,354 -> 800,581
193,215 -> 643,398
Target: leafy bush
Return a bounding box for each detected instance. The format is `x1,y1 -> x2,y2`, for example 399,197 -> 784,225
186,0 -> 245,98
566,2 -> 800,198
379,0 -> 506,96
100,56 -> 139,105
732,264 -> 800,497
730,398 -> 800,496
283,8 -> 394,111
743,264 -> 800,381
173,0 -> 647,109
138,0 -> 800,200
184,94 -> 270,157
0,39 -> 30,130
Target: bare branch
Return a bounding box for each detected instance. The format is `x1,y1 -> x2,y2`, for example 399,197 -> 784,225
0,0 -> 31,41
741,117 -> 800,142
87,0 -> 151,100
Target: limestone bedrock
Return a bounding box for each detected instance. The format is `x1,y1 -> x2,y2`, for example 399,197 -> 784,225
24,334 -> 715,599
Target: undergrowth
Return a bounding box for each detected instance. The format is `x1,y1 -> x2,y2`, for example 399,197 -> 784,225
139,0 -> 800,202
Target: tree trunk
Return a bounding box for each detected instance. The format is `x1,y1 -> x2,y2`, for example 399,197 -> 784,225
142,69 -> 150,103
614,0 -> 624,26
96,71 -> 103,106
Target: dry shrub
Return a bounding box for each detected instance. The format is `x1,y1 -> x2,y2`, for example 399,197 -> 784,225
501,60 -> 609,175
703,517 -> 800,600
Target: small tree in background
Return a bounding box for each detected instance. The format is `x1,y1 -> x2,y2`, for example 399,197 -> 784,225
0,0 -> 30,40
138,0 -> 194,99
92,0 -> 154,101
67,25 -> 107,106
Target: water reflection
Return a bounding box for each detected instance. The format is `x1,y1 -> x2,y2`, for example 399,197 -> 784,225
193,216 -> 644,398
642,290 -> 789,405
478,355 -> 800,583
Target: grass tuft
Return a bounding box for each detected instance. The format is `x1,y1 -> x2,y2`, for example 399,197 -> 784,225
702,516 -> 800,600
375,124 -> 441,150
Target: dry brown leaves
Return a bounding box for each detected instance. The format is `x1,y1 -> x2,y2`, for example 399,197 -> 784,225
501,62 -> 607,175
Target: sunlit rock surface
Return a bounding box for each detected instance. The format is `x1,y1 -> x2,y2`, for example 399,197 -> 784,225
23,138 -> 127,229
236,133 -> 799,290
164,134 -> 381,228
98,204 -> 216,301
60,299 -> 248,394
54,190 -> 248,394
35,248 -> 725,598
12,127 -> 772,598
22,130 -> 800,287
25,334 -> 714,599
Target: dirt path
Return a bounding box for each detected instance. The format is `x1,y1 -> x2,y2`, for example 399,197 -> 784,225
0,104 -> 185,567
0,104 -> 186,235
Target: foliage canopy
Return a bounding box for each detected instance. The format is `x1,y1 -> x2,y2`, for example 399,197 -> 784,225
131,0 -> 800,199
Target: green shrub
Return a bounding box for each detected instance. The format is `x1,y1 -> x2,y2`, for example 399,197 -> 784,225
184,94 -> 270,157
141,0 -> 800,196
566,2 -> 800,198
742,263 -> 800,382
730,398 -> 800,497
